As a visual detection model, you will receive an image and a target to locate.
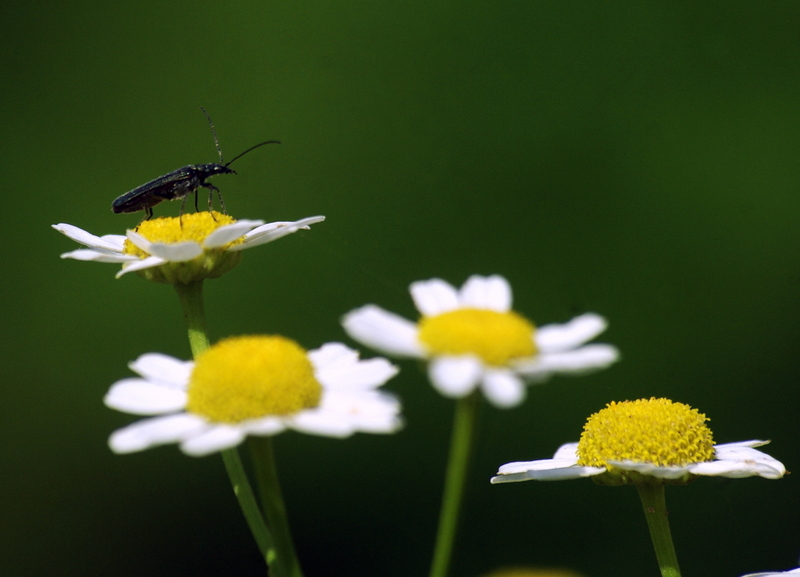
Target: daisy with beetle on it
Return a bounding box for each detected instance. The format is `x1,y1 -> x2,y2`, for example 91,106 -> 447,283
55,204 -> 330,575
342,274 -> 620,577
491,397 -> 787,577
53,212 -> 324,283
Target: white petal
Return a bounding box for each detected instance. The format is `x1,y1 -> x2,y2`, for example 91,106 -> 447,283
241,417 -> 286,436
688,460 -> 785,479
608,460 -> 694,480
428,355 -> 482,398
308,342 -> 359,365
129,353 -> 192,388
125,229 -> 155,253
342,305 -> 425,358
116,255 -> 167,278
713,440 -> 785,477
317,389 -> 402,434
525,465 -> 606,481
310,343 -> 398,390
98,234 -> 128,247
495,459 -> 567,475
687,442 -> 786,479
290,408 -> 359,438
145,241 -> 204,262
410,278 -> 459,316
491,443 -> 597,483
481,369 -> 526,408
59,248 -> 137,263
233,216 -> 325,250
515,344 -> 620,378
713,439 -> 771,452
203,219 -> 265,248
492,458 -> 602,483
535,313 -> 609,352
104,379 -> 187,415
340,403 -> 403,434
317,356 -> 398,390
552,442 -> 580,459
490,473 -> 534,483
180,425 -> 247,456
459,275 -> 512,311
347,416 -> 403,434
125,229 -> 203,262
52,224 -> 127,252
108,413 -> 207,454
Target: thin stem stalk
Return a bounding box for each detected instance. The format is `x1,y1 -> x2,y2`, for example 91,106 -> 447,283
428,391 -> 481,577
250,437 -> 304,577
173,281 -> 210,356
635,483 -> 681,577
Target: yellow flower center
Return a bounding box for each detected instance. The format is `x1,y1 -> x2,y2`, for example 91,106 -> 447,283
186,335 -> 322,423
123,211 -> 243,257
417,308 -> 536,366
577,398 -> 715,470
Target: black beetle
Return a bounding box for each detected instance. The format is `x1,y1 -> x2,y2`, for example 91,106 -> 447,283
111,108 -> 279,220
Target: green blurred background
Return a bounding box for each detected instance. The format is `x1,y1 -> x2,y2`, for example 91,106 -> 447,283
3,2 -> 800,576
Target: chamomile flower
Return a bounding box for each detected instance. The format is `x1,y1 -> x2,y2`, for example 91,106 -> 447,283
491,398 -> 786,485
53,212 -> 324,283
342,274 -> 619,408
104,336 -> 401,456
492,399 -> 786,576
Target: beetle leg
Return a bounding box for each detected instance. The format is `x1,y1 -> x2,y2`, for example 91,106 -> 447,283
216,187 -> 226,216
201,182 -> 223,219
179,194 -> 191,228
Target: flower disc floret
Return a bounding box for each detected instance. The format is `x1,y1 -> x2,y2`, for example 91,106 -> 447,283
418,308 -> 536,366
187,336 -> 322,423
577,398 -> 715,471
123,212 -> 243,258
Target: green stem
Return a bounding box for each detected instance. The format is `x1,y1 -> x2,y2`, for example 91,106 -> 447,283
173,281 -> 276,573
249,437 -> 304,577
221,448 -> 273,565
173,281 -> 211,356
635,483 -> 681,577
429,390 -> 481,577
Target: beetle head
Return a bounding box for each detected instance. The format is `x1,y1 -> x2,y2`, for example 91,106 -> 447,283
198,163 -> 236,177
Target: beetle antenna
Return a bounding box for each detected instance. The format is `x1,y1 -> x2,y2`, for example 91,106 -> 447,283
200,107 -> 225,164
225,140 -> 281,167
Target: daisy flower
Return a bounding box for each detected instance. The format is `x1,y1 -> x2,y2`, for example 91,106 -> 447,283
491,398 -> 786,485
342,274 -> 619,408
104,336 -> 401,456
53,212 -> 324,283
491,398 -> 785,577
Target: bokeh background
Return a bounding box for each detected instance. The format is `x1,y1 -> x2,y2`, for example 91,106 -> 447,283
3,2 -> 800,576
